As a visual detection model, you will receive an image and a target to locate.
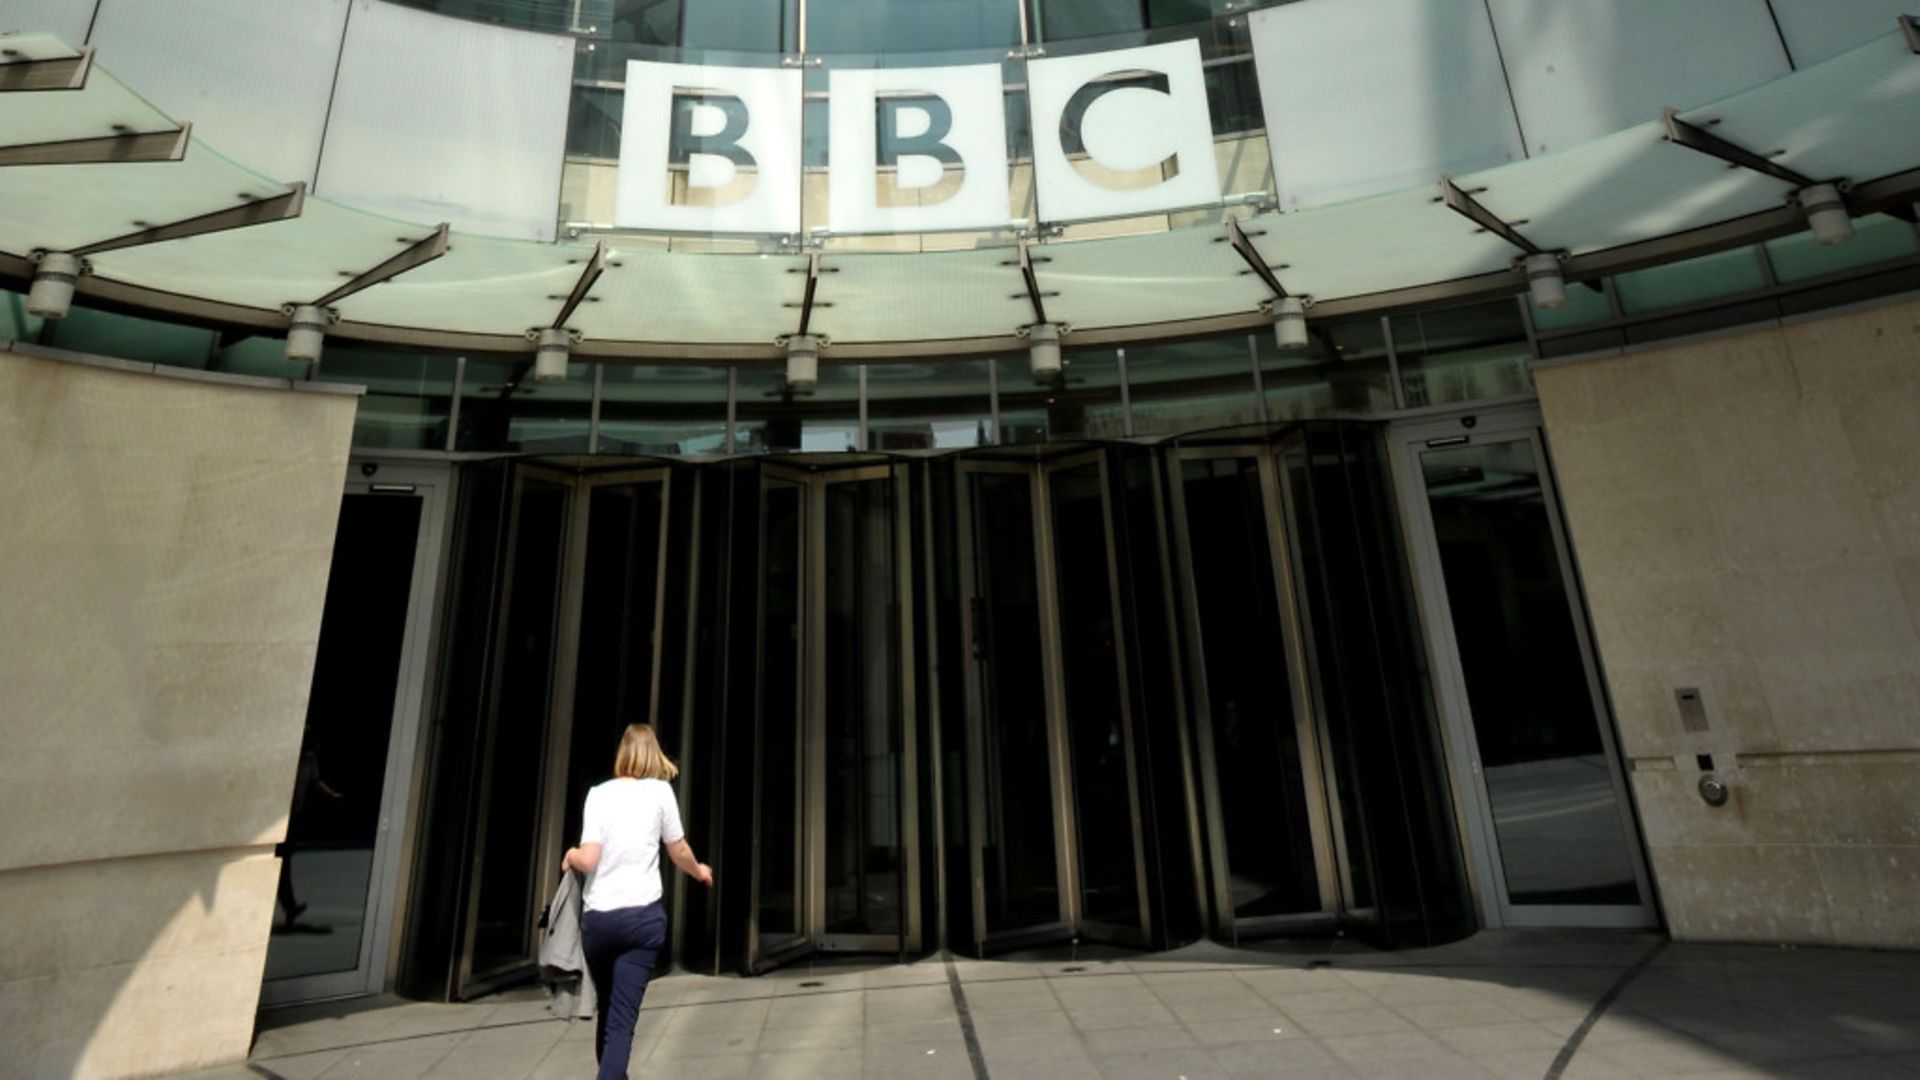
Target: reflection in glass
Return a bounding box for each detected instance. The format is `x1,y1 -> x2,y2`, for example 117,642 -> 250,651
1421,440 -> 1639,906
807,0 -> 1019,56
266,494 -> 423,981
822,478 -> 902,935
562,482 -> 666,851
598,363 -> 731,455
1258,317 -> 1394,420
456,359 -> 593,453
1126,338 -> 1260,437
867,359 -> 996,451
1391,300 -> 1533,410
757,482 -> 805,946
1179,458 -> 1323,918
736,364 -> 862,453
968,472 -> 1063,933
998,351 -> 1125,443
470,480 -> 568,978
1048,464 -> 1143,931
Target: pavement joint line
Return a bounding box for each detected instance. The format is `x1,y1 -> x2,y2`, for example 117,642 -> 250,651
943,954 -> 993,1080
1542,937 -> 1669,1080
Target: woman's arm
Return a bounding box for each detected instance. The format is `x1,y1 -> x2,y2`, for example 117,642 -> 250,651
666,839 -> 714,886
562,843 -> 601,874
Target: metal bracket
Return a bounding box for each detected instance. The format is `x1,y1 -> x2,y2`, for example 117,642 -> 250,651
791,252 -> 826,337
0,45 -> 92,92
1438,173 -> 1544,255
1226,216 -> 1290,300
550,240 -> 608,329
1661,107 -> 1816,188
1902,14 -> 1920,54
73,183 -> 308,258
0,123 -> 190,167
1016,242 -> 1052,325
313,221 -> 451,307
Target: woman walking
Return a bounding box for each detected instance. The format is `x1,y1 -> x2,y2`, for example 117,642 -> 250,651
561,724 -> 713,1080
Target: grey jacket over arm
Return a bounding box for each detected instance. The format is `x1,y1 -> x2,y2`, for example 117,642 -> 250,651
538,869 -> 597,1020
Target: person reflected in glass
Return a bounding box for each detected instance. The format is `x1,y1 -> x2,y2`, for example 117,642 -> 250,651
275,729 -> 343,931
562,724 -> 713,1080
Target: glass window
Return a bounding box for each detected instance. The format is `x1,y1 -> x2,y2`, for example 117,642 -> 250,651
807,0 -> 1020,57
566,86 -> 622,160
43,304 -> 215,369
597,362 -> 731,454
0,289 -> 44,343
409,0 -> 573,34
1390,301 -> 1533,410
998,349 -> 1125,443
316,347 -> 459,451
578,0 -> 681,46
1613,246 -> 1767,314
1766,214 -> 1920,284
1124,336 -> 1259,436
866,358 -> 996,451
1258,316 -> 1393,420
1036,0 -> 1219,40
734,361 -> 861,452
682,0 -> 793,54
456,357 -> 594,452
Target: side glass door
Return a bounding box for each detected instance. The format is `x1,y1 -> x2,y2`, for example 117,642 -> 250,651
550,471 -> 673,883
1044,454 -> 1152,945
814,465 -> 915,953
263,472 -> 445,1004
957,463 -> 1074,948
750,472 -> 811,970
1394,409 -> 1656,928
1169,449 -> 1342,940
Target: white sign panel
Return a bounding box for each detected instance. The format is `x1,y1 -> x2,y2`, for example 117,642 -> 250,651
615,60 -> 803,234
1025,39 -> 1221,223
828,64 -> 1010,234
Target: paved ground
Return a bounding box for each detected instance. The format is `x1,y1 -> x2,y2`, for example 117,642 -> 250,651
172,931 -> 1920,1079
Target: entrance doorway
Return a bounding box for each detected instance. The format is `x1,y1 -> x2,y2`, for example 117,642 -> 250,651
745,463 -> 921,971
1393,406 -> 1656,928
264,466 -> 447,1006
1166,444 -> 1346,941
955,451 -> 1154,951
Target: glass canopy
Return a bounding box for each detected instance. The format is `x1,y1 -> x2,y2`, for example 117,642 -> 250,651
2,26 -> 1917,360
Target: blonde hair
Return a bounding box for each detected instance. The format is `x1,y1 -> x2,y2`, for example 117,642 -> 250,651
613,723 -> 678,781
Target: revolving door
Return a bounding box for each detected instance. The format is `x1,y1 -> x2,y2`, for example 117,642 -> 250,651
745,462 -> 922,971
955,450 -> 1167,952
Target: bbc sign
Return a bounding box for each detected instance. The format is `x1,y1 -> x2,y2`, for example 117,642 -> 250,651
614,40 -> 1221,235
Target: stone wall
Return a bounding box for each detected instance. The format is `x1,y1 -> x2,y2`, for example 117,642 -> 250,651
0,346 -> 358,1077
1535,296 -> 1920,948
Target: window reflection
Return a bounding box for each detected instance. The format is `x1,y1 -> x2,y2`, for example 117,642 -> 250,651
807,0 -> 1021,56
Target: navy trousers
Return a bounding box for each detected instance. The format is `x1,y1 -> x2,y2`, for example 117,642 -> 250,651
580,902 -> 667,1080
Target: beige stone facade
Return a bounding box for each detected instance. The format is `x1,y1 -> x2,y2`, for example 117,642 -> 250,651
1535,296 -> 1920,948
0,347 -> 358,1078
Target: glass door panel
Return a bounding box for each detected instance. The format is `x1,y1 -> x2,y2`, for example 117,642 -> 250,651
463,476 -> 569,990
820,476 -> 903,940
1418,438 -> 1643,910
1046,461 -> 1148,939
1178,456 -> 1327,923
753,479 -> 808,963
963,469 -> 1067,939
562,479 -> 667,849
266,491 -> 424,985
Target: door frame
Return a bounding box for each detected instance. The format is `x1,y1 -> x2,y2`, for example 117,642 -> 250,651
262,462 -> 452,1006
535,467 -> 675,935
1388,403 -> 1657,930
748,462 -> 922,971
1164,443 -> 1343,943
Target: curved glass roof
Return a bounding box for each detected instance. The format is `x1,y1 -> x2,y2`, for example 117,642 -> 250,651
1,24 -> 1917,362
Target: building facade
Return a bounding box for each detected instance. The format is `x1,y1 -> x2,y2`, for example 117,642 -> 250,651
2,1 -> 1919,1076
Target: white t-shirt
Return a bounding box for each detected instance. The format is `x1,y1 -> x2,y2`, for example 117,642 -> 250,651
579,777 -> 685,912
